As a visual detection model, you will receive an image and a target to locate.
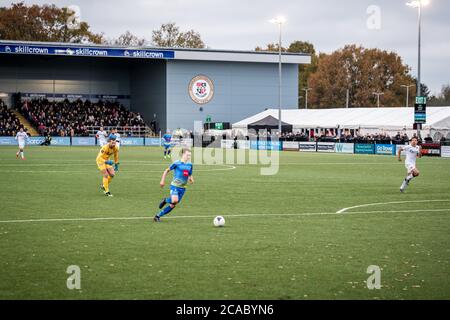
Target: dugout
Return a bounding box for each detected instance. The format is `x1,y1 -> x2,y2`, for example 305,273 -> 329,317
0,40 -> 310,132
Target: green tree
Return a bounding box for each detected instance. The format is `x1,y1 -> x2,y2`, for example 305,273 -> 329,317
288,41 -> 318,108
428,84 -> 450,106
151,22 -> 205,48
255,43 -> 286,52
308,45 -> 417,108
0,2 -> 103,44
108,30 -> 146,46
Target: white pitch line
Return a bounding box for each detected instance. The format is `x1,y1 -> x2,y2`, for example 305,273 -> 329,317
336,199 -> 450,214
0,208 -> 449,224
0,165 -> 236,174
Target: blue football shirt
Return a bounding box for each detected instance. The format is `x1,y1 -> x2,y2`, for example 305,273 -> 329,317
170,160 -> 193,188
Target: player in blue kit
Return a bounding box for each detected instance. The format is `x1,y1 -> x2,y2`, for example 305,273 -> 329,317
154,148 -> 194,222
162,131 -> 172,159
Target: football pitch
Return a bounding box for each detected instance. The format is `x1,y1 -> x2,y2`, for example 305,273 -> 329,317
0,146 -> 449,300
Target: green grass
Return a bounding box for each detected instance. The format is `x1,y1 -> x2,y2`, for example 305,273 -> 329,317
0,146 -> 449,300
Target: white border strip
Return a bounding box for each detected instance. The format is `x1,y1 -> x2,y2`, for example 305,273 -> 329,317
1,208 -> 449,224
336,199 -> 450,214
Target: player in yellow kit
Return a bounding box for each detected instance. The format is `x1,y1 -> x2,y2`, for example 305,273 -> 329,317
96,134 -> 120,197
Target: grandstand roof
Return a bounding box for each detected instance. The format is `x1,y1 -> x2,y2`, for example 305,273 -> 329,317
0,40 -> 310,64
233,107 -> 450,130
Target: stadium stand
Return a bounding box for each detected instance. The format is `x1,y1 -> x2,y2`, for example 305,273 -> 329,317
0,99 -> 23,136
19,99 -> 147,137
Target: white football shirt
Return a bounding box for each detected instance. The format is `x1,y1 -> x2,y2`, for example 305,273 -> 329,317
403,144 -> 420,166
15,132 -> 28,144
96,130 -> 107,144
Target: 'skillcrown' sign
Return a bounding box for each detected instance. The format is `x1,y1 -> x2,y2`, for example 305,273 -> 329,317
0,43 -> 175,60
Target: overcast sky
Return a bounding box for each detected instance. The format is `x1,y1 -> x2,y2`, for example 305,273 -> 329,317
4,0 -> 450,95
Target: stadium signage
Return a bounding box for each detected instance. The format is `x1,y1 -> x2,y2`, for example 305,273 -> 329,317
375,144 -> 396,155
282,141 -> 299,151
0,43 -> 175,60
50,137 -> 71,146
189,75 -> 214,105
145,137 -> 162,146
221,140 -> 236,149
120,137 -> 145,146
0,137 -> 16,145
27,137 -> 46,145
19,93 -> 131,100
414,96 -> 427,124
71,137 -> 96,146
421,143 -> 441,156
317,142 -> 335,153
354,143 -> 375,154
299,142 -> 317,152
335,143 -> 354,154
441,146 -> 450,158
237,140 -> 250,150
250,140 -> 282,151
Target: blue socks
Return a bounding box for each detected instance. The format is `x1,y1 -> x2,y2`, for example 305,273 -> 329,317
158,205 -> 174,217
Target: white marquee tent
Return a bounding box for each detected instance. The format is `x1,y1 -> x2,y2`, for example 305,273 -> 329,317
232,107 -> 450,139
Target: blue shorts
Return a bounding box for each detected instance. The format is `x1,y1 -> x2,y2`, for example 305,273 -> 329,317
170,185 -> 186,202
163,143 -> 171,149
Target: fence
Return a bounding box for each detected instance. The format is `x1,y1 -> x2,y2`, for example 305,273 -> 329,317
86,126 -> 157,138
1,137 -> 449,158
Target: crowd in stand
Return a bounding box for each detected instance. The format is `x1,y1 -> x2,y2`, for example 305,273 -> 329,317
0,100 -> 23,136
279,130 -> 416,144
19,99 -> 147,137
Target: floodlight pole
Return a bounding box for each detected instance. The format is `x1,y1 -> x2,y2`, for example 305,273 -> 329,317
303,88 -> 311,109
346,89 -> 350,108
373,92 -> 384,108
417,2 -> 422,96
277,22 -> 282,133
401,84 -> 414,107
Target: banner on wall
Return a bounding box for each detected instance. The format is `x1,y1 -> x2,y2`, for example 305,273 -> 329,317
317,142 -> 335,153
421,143 -> 441,156
145,137 -> 161,146
375,144 -> 396,155
0,43 -> 175,60
120,137 -> 145,146
20,93 -> 131,100
50,137 -> 71,146
335,143 -> 354,154
0,137 -> 16,145
299,142 -> 317,152
441,146 -> 450,158
221,140 -> 236,149
71,137 -> 96,146
355,143 -> 375,154
250,140 -> 282,151
237,140 -> 250,150
283,141 -> 299,151
26,137 -> 46,145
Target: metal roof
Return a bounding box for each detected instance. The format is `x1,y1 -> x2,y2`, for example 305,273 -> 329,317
0,40 -> 311,64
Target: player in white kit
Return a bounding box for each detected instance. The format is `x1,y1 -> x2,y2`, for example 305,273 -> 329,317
96,127 -> 108,147
397,137 -> 421,192
15,128 -> 28,160
110,128 -> 121,149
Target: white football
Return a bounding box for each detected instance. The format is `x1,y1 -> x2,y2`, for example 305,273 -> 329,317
213,216 -> 225,227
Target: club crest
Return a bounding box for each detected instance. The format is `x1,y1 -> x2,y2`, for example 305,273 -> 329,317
188,75 -> 214,104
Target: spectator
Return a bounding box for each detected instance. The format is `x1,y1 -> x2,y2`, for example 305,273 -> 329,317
19,98 -> 146,137
424,134 -> 433,143
0,100 -> 22,136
